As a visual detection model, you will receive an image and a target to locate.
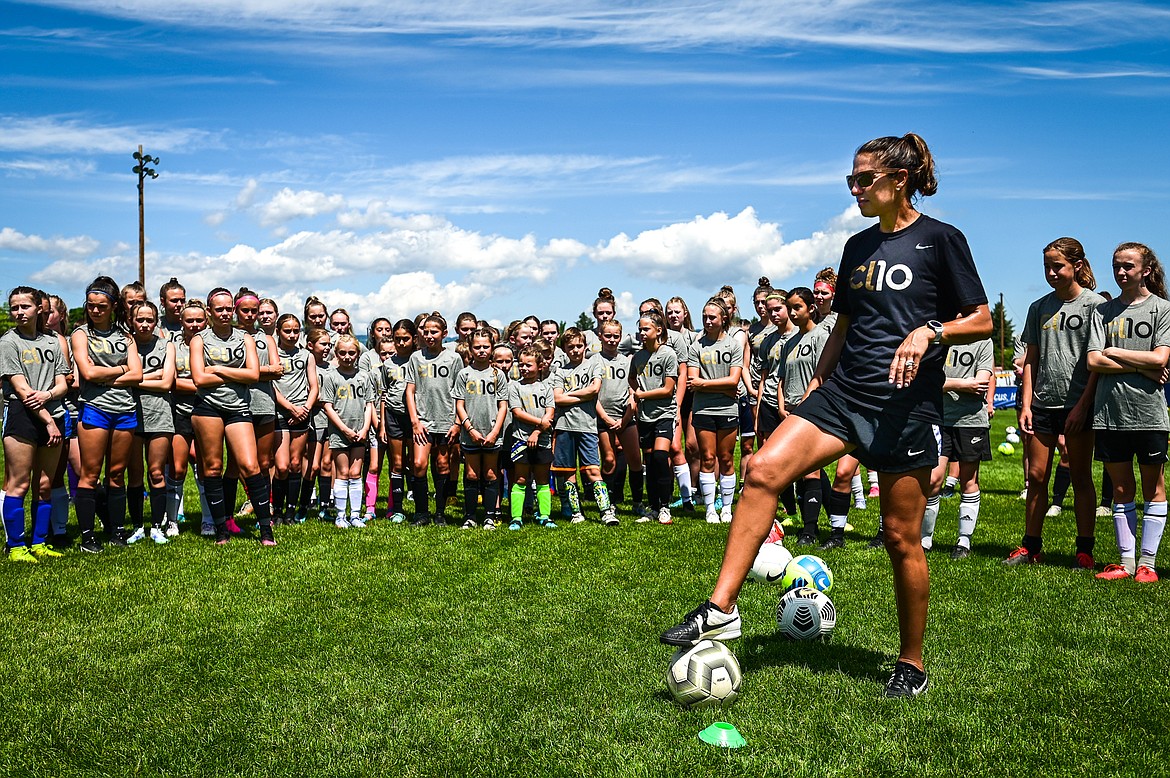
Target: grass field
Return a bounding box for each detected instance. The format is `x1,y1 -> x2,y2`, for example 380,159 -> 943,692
3,414 -> 1170,777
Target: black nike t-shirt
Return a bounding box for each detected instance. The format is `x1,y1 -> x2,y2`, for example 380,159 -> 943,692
825,214 -> 988,422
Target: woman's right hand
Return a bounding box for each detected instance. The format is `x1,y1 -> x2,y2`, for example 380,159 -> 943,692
1019,407 -> 1033,435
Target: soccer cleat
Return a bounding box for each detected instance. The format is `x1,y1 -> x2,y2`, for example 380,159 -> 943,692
508,519 -> 523,531
883,661 -> 929,698
669,497 -> 696,512
1018,488 -> 1027,500
1095,505 -> 1112,518
854,497 -> 867,510
867,530 -> 885,549
48,533 -> 72,550
659,600 -> 742,647
940,484 -> 956,500
126,527 -> 146,544
705,508 -> 720,525
106,530 -> 128,548
432,515 -> 448,527
1074,552 -> 1095,570
1045,504 -> 1062,518
165,520 -> 180,538
658,507 -> 673,525
538,517 -> 557,529
765,519 -> 785,544
236,499 -> 254,517
215,527 -> 230,545
1096,564 -> 1131,580
224,518 -> 242,535
949,545 -> 971,560
1003,547 -> 1043,566
29,543 -> 63,559
460,518 -> 478,530
201,522 -> 216,537
720,505 -> 733,524
410,514 -> 431,527
819,532 -> 845,550
334,517 -> 351,529
570,513 -> 586,524
80,534 -> 103,554
1135,565 -> 1159,583
482,517 -> 496,531
149,527 -> 168,544
259,524 -> 277,546
868,485 -> 880,499
796,531 -> 818,547
365,509 -> 377,522
602,508 -> 619,527
389,512 -> 405,524
349,517 -> 367,529
8,546 -> 38,564
293,509 -> 308,524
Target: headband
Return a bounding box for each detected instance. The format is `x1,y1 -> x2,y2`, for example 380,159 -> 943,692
235,294 -> 260,306
86,287 -> 117,301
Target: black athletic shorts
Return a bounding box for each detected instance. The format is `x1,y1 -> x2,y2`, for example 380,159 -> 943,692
174,411 -> 194,439
383,410 -> 410,441
940,425 -> 992,463
757,402 -> 782,439
1095,429 -> 1169,465
2,400 -> 59,446
793,384 -> 941,473
1030,407 -> 1070,438
637,417 -> 675,449
692,413 -> 739,433
275,407 -> 311,432
191,404 -> 252,427
738,396 -> 756,438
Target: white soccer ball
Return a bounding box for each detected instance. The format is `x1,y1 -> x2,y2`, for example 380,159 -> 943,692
776,586 -> 837,640
665,639 -> 742,709
748,542 -> 794,584
1005,426 -> 1017,436
1006,432 -> 1021,445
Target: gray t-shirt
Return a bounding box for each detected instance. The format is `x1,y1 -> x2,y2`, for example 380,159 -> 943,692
248,330 -> 277,419
688,332 -> 743,416
173,340 -> 196,418
508,379 -> 555,449
74,325 -> 136,415
406,347 -> 464,433
582,328 -> 604,359
273,345 -> 312,407
322,366 -> 377,448
135,335 -> 174,434
311,362 -> 333,433
631,346 -> 679,423
1022,288 -> 1106,409
596,351 -> 632,421
942,338 -> 994,428
554,356 -> 603,432
0,329 -> 70,420
780,326 -> 830,410
665,329 -> 692,368
196,327 -> 251,415
453,364 -> 508,447
379,353 -> 411,416
745,321 -> 775,397
357,349 -> 386,409
757,325 -> 793,409
1089,295 -> 1170,432
159,318 -> 184,344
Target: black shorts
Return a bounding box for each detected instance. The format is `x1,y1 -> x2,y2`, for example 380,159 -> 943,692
191,404 -> 253,427
692,413 -> 739,433
757,402 -> 782,439
174,412 -> 194,439
680,390 -> 694,423
275,408 -> 311,432
793,384 -> 941,473
738,396 -> 756,438
383,410 -> 411,441
1030,407 -> 1070,438
511,442 -> 553,465
428,431 -> 456,448
940,426 -> 992,463
3,400 -> 58,446
1095,429 -> 1170,465
637,417 -> 675,449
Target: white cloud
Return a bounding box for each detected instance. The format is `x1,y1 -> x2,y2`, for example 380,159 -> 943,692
0,226 -> 100,257
0,115 -> 216,154
257,187 -> 346,226
235,178 -> 261,208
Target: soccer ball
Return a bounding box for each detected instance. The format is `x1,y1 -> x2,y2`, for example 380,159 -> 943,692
748,542 -> 794,584
777,586 -> 837,640
1005,425 -> 1017,436
1005,432 -> 1021,445
781,554 -> 834,594
997,441 -> 1015,456
665,639 -> 741,709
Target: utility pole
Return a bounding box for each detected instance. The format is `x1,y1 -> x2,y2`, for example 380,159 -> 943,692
999,292 -> 1005,362
133,145 -> 160,285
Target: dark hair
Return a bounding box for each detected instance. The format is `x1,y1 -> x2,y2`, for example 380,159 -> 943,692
8,286 -> 46,333
856,133 -> 938,200
235,286 -> 260,304
638,311 -> 667,346
207,287 -> 233,304
639,297 -> 664,316
1115,242 -> 1167,299
540,319 -> 559,332
455,311 -> 478,333
786,286 -> 816,310
593,287 -> 616,315
84,275 -> 127,332
303,295 -> 327,321
753,276 -> 773,300
1044,237 -> 1096,290
702,296 -> 732,332
392,318 -> 418,356
130,299 -> 159,320
159,276 -> 185,300
120,280 -> 147,302
366,317 -> 391,350
275,313 -> 301,336
422,312 -> 447,332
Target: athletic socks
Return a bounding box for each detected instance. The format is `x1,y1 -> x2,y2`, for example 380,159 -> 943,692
31,500 -> 51,546
410,476 -> 430,517
957,490 -> 980,549
1022,533 -> 1042,556
165,476 -> 184,526
106,485 -> 127,533
75,486 -> 97,535
365,471 -> 379,513
868,470 -> 879,488
921,494 -> 941,550
1099,469 -> 1114,507
389,473 -> 405,514
434,474 -> 449,515
243,473 -> 273,525
719,474 -> 736,508
316,475 -> 332,511
148,486 -> 167,529
827,489 -> 851,530
272,477 -> 289,519
128,485 -> 145,529
1140,501 -> 1167,571
50,485 -> 70,536
333,479 -> 350,515
797,479 -> 822,532
629,464 -> 645,506
347,479 -> 362,520
203,475 -> 228,527
482,479 -> 499,522
510,482 -> 526,521
297,473 -> 315,515
197,477 -> 211,525
779,482 -> 797,517
944,475 -> 959,493
1114,502 -> 1138,570
223,477 -> 239,517
1051,464 -> 1071,506
3,494 -> 25,546
648,451 -> 670,511
536,484 -> 551,517
850,472 -> 863,502
463,477 -> 481,519
698,471 -> 716,510
674,464 -> 693,503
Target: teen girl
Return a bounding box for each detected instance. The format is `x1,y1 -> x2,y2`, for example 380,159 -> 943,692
158,277 -> 186,342
1089,243 -> 1170,582
379,320 -> 416,523
190,287 -> 275,546
72,276 -> 143,552
595,319 -> 642,517
753,290 -> 797,519
688,296 -> 743,524
539,320 -> 568,371
329,308 -> 353,341
405,313 -> 464,525
2,287 -> 69,562
661,134 -> 991,699
740,279 -> 776,487
38,294 -> 77,546
507,345 -> 556,529
453,329 -> 509,530
1010,238 -> 1105,567
305,327 -> 334,519
358,317 -> 393,521
170,300 -> 206,535
271,314 -> 318,524
553,328 -> 613,525
582,288 -> 617,358
454,312 -> 479,344
127,300 -> 175,544
630,311 -> 679,525
322,334 -> 376,528
257,299 -> 279,338
665,296 -> 699,510
303,297 -> 329,340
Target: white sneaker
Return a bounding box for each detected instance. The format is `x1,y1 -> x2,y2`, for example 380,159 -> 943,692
635,513 -> 652,523
854,497 -> 867,510
601,508 -> 619,526
334,517 -> 351,529
149,527 -> 168,544
200,522 -> 215,537
350,517 -> 367,529
165,520 -> 179,538
1018,488 -> 1028,500
658,507 -> 673,525
570,513 -> 586,524
1045,504 -> 1062,518
126,527 -> 146,544
720,505 -> 733,523
1096,505 -> 1112,518
705,508 -> 720,524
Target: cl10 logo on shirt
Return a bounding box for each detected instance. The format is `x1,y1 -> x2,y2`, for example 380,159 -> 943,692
283,356 -> 309,372
796,343 -> 816,358
145,354 -> 166,371
90,337 -> 129,355
335,383 -> 368,400
606,365 -> 627,380
851,260 -> 914,292
700,349 -> 736,365
946,350 -> 977,367
1106,317 -> 1155,340
464,379 -> 499,395
418,363 -> 454,379
207,345 -> 245,363
21,347 -> 56,364
1042,311 -> 1084,332
640,362 -> 667,378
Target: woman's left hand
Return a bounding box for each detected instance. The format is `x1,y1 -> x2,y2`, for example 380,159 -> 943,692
889,326 -> 932,389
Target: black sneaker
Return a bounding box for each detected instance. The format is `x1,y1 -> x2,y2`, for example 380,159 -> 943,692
819,531 -> 845,551
950,545 -> 971,560
883,660 -> 929,698
868,530 -> 885,549
432,515 -> 448,527
410,514 -> 431,527
80,533 -> 103,554
940,484 -> 956,499
796,531 -> 818,546
106,529 -> 128,548
48,532 -> 72,550
659,600 -> 742,646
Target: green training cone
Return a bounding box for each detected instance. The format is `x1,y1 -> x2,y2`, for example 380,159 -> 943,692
698,722 -> 747,749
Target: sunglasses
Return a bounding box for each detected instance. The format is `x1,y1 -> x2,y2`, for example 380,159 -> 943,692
845,170 -> 896,190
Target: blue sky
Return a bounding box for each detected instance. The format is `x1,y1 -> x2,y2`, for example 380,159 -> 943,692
3,1 -> 1170,338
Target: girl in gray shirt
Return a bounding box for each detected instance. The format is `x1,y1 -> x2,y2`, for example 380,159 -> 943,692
127,300 -> 175,544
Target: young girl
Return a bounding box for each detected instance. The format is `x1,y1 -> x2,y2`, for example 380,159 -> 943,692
753,290 -> 797,520
405,313 -> 464,526
230,288 -> 282,524
304,328 -> 334,520
1090,243 -> 1170,582
380,320 -> 416,523
127,300 -> 175,544
582,288 -> 617,358
322,334 -> 376,528
688,296 -> 743,524
190,287 -> 276,546
170,300 -> 206,535
272,314 -> 318,524
630,312 -> 679,525
553,328 -> 613,525
359,318 -> 393,520
41,293 -> 78,546
1010,238 -> 1105,567
507,346 -> 556,529
158,277 -> 186,343
666,295 -> 699,511
71,275 -> 143,552
740,279 -> 776,488
453,329 -> 509,530
257,298 -> 279,338
2,287 -> 69,562
595,320 -> 642,516
303,296 -> 329,336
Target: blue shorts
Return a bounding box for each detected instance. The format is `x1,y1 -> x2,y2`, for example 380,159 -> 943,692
738,395 -> 756,438
552,429 -> 601,471
80,404 -> 138,431
63,407 -> 76,439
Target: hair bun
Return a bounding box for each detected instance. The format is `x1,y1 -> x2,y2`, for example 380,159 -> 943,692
757,276 -> 770,286
598,287 -> 614,300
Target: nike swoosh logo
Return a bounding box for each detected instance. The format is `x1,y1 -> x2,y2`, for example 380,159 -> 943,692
766,571 -> 783,582
971,437 -> 982,443
1149,453 -> 1161,457
908,449 -> 925,456
915,244 -> 933,250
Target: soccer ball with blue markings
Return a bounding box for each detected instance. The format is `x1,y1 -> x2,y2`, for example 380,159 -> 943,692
781,554 -> 834,594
